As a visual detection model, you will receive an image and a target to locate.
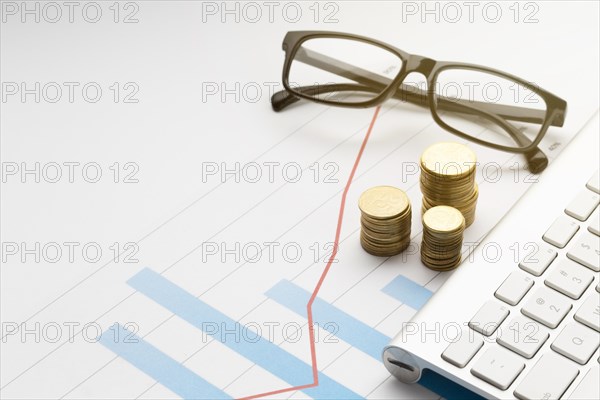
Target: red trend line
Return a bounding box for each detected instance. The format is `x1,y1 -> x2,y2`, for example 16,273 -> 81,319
239,106 -> 381,400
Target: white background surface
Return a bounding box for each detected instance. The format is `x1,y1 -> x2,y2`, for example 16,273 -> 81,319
1,1 -> 599,399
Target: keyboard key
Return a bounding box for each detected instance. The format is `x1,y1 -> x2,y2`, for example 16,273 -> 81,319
495,272 -> 534,306
544,259 -> 594,299
567,365 -> 600,400
441,329 -> 484,368
565,190 -> 600,221
587,171 -> 599,194
470,347 -> 525,390
543,216 -> 579,248
468,301 -> 510,336
521,287 -> 572,328
589,215 -> 600,236
514,353 -> 579,400
497,315 -> 549,359
574,293 -> 600,332
519,244 -> 557,276
551,322 -> 599,364
567,232 -> 600,272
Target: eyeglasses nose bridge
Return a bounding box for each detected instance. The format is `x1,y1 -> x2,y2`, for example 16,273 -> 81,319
401,55 -> 437,81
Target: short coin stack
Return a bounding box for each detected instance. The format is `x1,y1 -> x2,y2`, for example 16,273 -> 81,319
421,205 -> 466,271
359,186 -> 411,257
420,142 -> 478,227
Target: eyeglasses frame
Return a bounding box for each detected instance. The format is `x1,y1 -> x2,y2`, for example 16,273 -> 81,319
277,31 -> 567,164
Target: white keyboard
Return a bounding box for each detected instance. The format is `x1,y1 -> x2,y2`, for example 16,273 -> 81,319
384,114 -> 600,400
453,170 -> 599,398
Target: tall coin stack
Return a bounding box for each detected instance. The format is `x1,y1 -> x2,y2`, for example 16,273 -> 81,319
420,142 -> 478,227
359,186 -> 411,257
421,205 -> 465,271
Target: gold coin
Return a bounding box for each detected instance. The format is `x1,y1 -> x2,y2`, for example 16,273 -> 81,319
420,142 -> 477,178
422,236 -> 463,248
420,169 -> 476,186
421,178 -> 475,195
359,186 -> 410,219
420,250 -> 462,268
423,260 -> 462,271
419,142 -> 479,229
424,258 -> 462,268
421,249 -> 458,261
361,231 -> 407,244
360,236 -> 409,257
362,213 -> 411,227
422,206 -> 465,233
361,206 -> 411,227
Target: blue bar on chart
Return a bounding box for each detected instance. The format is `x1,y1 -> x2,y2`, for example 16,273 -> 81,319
99,324 -> 231,400
381,275 -> 433,310
128,268 -> 362,400
265,279 -> 390,361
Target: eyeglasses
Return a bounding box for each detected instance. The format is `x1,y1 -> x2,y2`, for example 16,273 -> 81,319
271,31 -> 568,173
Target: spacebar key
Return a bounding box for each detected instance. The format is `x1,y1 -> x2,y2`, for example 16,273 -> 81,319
514,353 -> 579,400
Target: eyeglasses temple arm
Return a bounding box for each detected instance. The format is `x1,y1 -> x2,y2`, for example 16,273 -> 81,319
272,82 -> 547,172
291,47 -> 392,89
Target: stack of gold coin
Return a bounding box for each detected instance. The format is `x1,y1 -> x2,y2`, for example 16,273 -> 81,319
359,186 -> 411,257
420,142 -> 478,227
421,205 -> 465,271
